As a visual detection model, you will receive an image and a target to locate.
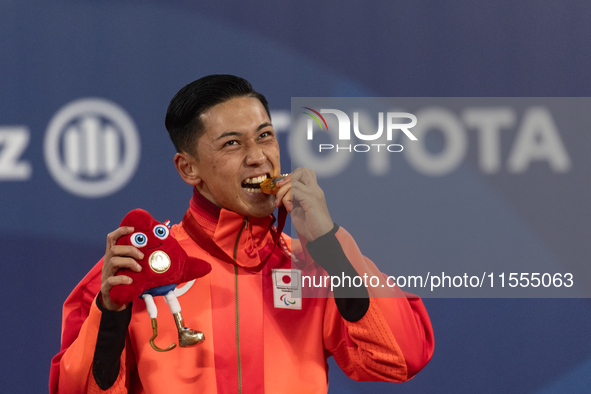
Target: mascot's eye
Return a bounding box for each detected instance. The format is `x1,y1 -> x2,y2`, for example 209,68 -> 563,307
153,225 -> 169,240
131,232 -> 148,247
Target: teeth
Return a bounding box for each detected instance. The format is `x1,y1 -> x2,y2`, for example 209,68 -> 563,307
244,188 -> 263,193
243,174 -> 268,184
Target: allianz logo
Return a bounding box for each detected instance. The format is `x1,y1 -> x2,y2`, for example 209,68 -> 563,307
0,98 -> 140,198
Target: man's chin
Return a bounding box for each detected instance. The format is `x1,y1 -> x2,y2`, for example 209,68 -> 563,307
244,205 -> 277,218
240,199 -> 277,218
233,189 -> 275,217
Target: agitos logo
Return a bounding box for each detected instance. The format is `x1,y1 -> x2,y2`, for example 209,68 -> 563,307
302,107 -> 417,153
279,294 -> 296,306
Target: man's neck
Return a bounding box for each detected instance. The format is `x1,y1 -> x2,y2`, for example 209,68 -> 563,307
189,187 -> 221,236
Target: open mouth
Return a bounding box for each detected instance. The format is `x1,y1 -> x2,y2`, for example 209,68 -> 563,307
241,174 -> 269,193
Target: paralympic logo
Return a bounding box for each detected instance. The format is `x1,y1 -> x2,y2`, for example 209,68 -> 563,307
280,294 -> 296,306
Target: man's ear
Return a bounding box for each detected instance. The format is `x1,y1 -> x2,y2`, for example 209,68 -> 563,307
174,152 -> 201,186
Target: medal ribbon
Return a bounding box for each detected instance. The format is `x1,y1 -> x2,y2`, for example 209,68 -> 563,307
182,206 -> 288,272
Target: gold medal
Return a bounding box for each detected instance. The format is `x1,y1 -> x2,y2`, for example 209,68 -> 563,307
149,250 -> 171,273
260,174 -> 289,195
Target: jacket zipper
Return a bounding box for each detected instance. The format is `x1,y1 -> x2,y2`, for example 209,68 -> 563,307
233,216 -> 248,394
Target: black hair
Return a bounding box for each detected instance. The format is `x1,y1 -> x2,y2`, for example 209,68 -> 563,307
165,74 -> 271,156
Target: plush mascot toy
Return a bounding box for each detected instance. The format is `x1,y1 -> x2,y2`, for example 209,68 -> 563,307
110,209 -> 212,352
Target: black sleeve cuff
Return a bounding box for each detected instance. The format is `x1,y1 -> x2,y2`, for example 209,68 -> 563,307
93,296 -> 132,390
305,224 -> 370,322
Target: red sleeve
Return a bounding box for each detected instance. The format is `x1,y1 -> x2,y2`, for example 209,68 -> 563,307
49,260 -> 103,393
49,259 -> 133,394
322,227 -> 434,382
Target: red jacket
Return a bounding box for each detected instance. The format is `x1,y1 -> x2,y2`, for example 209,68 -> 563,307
49,192 -> 434,394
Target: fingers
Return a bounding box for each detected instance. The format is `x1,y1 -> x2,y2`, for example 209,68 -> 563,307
101,226 -> 143,311
290,167 -> 317,186
276,188 -> 292,211
105,226 -> 135,256
101,254 -> 140,303
287,168 -> 326,213
100,276 -> 131,312
286,167 -> 333,241
106,274 -> 133,286
100,267 -> 133,311
109,245 -> 144,266
275,173 -> 291,187
289,168 -> 323,205
103,245 -> 143,277
275,174 -> 292,210
109,255 -> 143,274
290,177 -> 322,208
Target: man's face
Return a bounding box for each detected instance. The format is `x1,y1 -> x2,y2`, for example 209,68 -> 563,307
192,96 -> 281,217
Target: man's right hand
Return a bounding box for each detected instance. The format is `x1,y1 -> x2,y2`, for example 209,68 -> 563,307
100,226 -> 144,311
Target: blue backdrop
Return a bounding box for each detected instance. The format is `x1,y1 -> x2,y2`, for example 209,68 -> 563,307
1,1 -> 590,392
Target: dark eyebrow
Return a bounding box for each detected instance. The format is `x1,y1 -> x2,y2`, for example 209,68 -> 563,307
216,131 -> 242,141
257,122 -> 273,131
216,123 -> 273,141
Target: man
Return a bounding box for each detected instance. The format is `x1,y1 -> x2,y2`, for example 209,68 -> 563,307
49,75 -> 434,393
